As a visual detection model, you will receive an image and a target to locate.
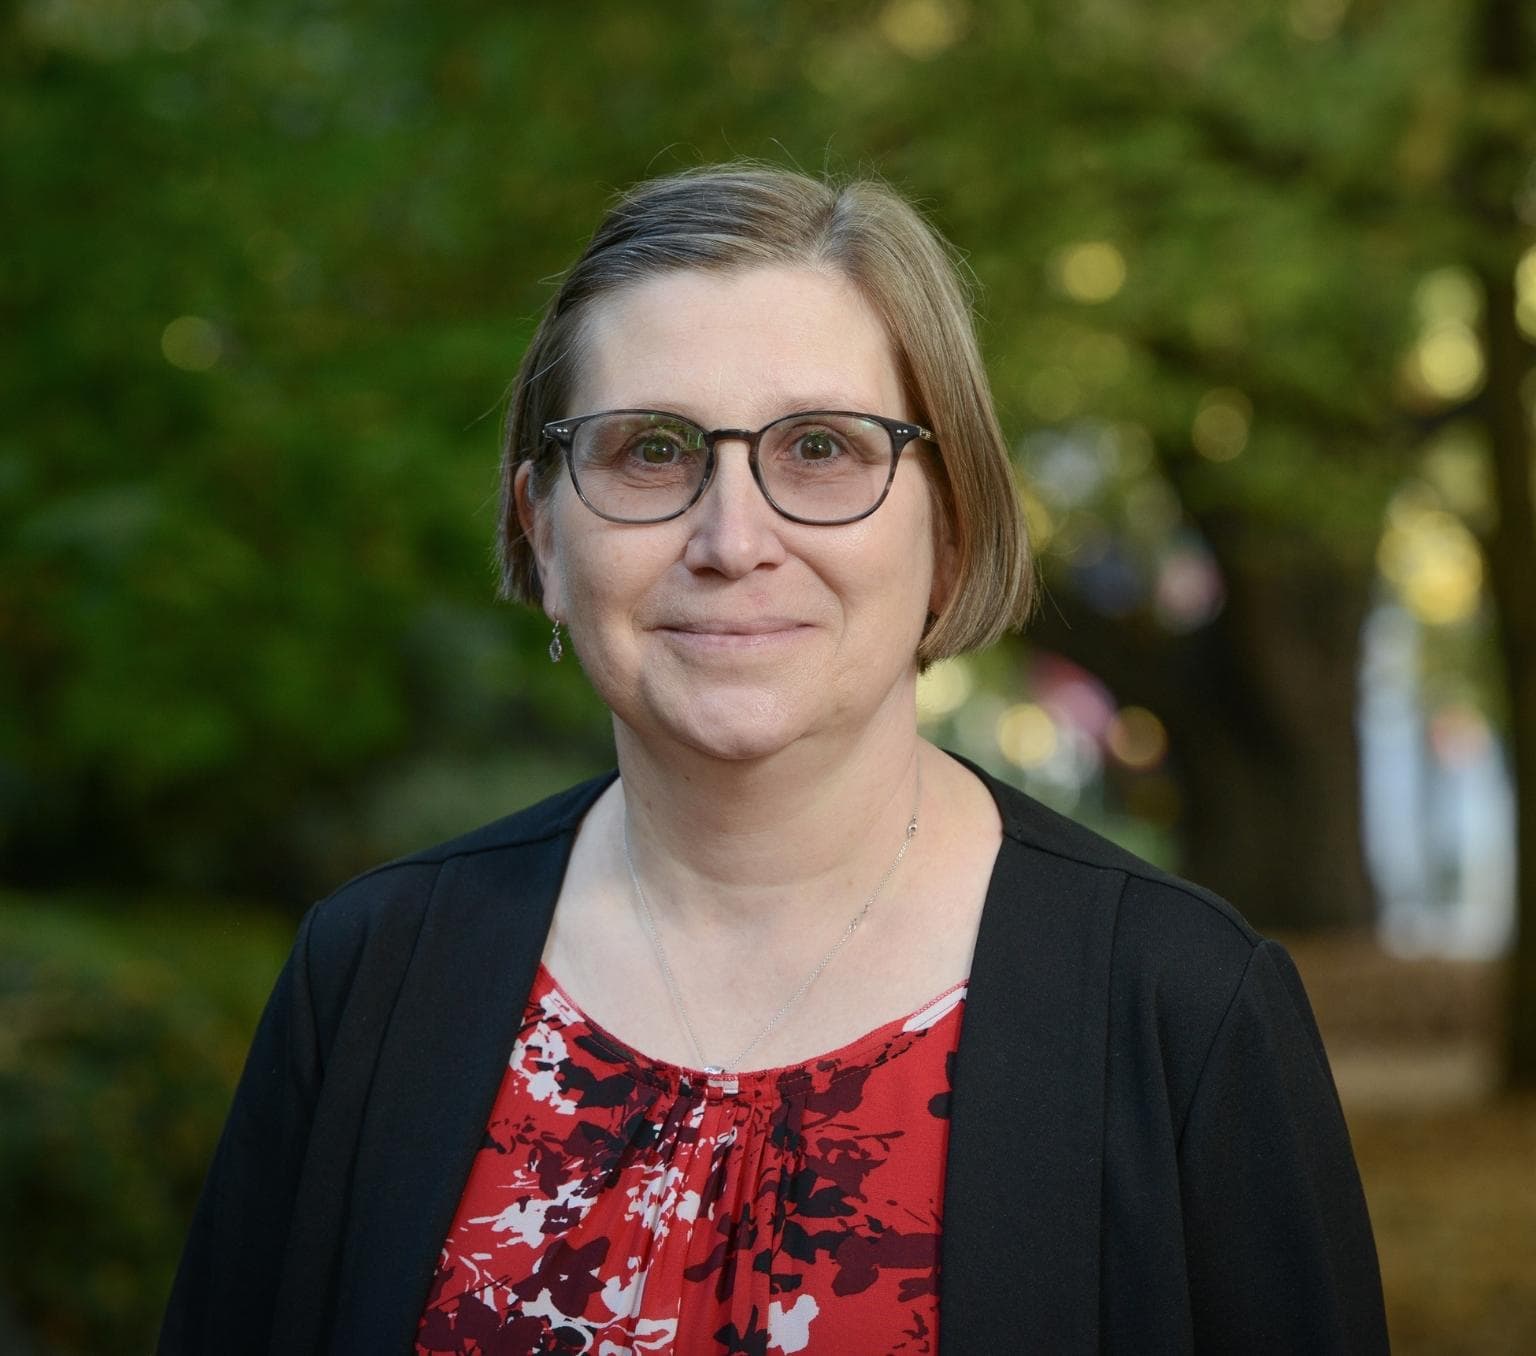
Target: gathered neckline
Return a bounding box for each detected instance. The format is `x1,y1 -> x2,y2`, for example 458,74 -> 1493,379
535,961 -> 967,1097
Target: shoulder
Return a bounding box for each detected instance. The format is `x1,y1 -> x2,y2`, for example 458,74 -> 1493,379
968,759 -> 1274,1070
300,772 -> 616,979
974,758 -> 1258,950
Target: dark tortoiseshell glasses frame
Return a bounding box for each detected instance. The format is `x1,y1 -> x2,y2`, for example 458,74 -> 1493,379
541,409 -> 934,526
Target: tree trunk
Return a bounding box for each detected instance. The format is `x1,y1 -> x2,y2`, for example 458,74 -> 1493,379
1464,0 -> 1536,1089
1026,517 -> 1378,931
1174,524 -> 1378,931
1480,273 -> 1536,1087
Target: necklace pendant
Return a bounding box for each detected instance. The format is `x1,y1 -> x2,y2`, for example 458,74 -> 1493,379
703,1065 -> 725,1076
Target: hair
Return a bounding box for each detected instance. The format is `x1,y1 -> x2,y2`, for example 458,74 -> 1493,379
498,162 -> 1036,666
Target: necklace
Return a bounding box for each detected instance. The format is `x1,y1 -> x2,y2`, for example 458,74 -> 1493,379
623,763 -> 922,1080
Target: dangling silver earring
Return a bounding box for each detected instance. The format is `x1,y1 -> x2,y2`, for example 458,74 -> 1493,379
548,621 -> 564,663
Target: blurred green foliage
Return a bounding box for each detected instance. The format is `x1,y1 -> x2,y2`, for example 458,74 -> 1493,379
0,893 -> 291,1353
6,0 -> 1493,902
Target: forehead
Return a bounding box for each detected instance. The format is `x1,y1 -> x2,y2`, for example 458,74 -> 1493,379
567,264 -> 907,422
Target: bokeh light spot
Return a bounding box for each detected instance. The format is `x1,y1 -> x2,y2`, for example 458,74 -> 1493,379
1026,429 -> 1111,507
1019,483 -> 1056,553
1515,245 -> 1536,342
1429,702 -> 1492,767
878,0 -> 967,59
1154,546 -> 1225,632
917,658 -> 974,724
1377,497 -> 1484,625
1415,267 -> 1482,326
1412,323 -> 1485,402
996,703 -> 1057,769
1191,388 -> 1251,461
1420,431 -> 1493,521
1054,241 -> 1127,304
1106,706 -> 1168,771
161,315 -> 222,371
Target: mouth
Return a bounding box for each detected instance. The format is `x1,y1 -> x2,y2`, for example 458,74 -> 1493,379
656,619 -> 813,649
663,618 -> 806,636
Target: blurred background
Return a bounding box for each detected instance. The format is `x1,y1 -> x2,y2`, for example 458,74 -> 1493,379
3,0 -> 1534,1351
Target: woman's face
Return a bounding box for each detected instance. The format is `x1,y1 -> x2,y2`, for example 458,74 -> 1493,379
520,264 -> 951,764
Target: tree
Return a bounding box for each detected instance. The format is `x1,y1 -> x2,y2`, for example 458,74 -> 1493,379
918,1 -> 1438,929
2,0 -> 1524,952
1454,0 -> 1536,1086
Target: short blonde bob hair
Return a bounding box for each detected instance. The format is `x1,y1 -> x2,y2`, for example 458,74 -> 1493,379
498,163 -> 1036,666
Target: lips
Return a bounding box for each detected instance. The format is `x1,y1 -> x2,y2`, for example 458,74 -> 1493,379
661,618 -> 806,636
653,617 -> 814,653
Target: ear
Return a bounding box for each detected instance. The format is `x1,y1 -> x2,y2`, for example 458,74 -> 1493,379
515,461 -> 565,621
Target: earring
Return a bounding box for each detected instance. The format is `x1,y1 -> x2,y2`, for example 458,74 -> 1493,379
548,621 -> 564,664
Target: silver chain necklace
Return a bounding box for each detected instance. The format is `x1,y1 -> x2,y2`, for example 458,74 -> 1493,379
623,764 -> 922,1080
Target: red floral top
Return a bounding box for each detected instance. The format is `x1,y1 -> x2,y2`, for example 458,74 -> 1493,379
416,964 -> 966,1356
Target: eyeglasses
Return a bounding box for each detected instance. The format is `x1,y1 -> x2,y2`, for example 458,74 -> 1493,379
541,409 -> 933,526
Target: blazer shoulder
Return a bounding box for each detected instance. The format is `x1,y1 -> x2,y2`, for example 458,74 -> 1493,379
973,763 -> 1293,1122
975,759 -> 1261,954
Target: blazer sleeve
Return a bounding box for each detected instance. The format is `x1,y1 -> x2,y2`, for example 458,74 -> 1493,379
157,906 -> 323,1356
1176,939 -> 1389,1355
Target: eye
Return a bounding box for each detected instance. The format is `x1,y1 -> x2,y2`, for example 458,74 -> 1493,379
793,429 -> 842,461
635,434 -> 684,465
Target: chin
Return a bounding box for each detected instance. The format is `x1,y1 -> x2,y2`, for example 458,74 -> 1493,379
631,686 -> 820,765
678,728 -> 801,764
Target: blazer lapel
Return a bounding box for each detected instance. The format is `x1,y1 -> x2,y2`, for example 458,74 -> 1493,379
940,830 -> 1121,1353
328,819 -> 580,1351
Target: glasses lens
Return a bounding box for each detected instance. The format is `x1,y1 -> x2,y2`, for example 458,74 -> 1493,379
568,413 -> 707,521
758,413 -> 894,522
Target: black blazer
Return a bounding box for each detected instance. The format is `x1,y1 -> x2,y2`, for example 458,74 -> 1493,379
160,767 -> 1388,1354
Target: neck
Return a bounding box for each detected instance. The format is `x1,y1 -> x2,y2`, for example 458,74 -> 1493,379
612,713 -> 925,928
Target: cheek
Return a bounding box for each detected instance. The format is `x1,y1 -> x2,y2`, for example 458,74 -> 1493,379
555,519 -> 677,637
537,487 -> 632,623
548,527 -> 605,626
834,521 -> 935,641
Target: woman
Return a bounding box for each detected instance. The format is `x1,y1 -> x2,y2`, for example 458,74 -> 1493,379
161,165 -> 1388,1355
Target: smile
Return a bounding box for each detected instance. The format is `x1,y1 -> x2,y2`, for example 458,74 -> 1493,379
656,620 -> 813,650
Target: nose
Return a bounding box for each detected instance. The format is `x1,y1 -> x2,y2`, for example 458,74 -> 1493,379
681,438 -> 787,578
